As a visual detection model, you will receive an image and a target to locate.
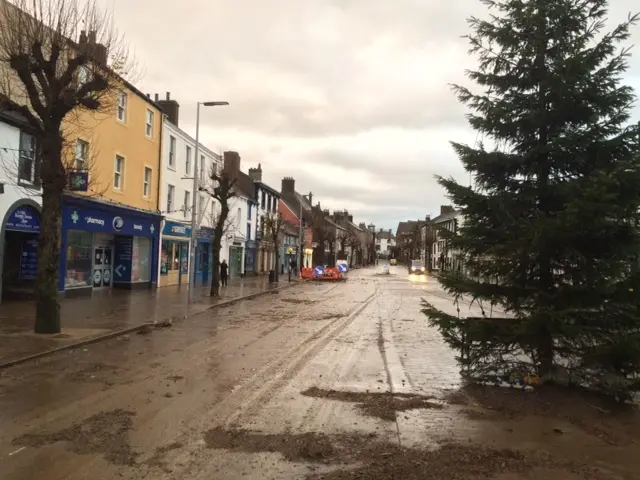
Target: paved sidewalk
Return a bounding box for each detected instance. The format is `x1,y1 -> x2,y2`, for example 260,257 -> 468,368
0,276 -> 294,365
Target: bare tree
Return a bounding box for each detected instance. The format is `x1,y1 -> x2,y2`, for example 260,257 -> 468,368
0,0 -> 133,333
263,211 -> 284,282
202,165 -> 236,296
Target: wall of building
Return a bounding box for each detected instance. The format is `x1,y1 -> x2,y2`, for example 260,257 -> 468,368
64,87 -> 162,213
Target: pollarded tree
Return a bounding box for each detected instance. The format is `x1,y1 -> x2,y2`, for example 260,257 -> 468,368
263,211 -> 285,282
202,163 -> 237,297
423,0 -> 640,396
0,0 -> 132,333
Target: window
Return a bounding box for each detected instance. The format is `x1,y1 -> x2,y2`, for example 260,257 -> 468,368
184,190 -> 191,218
64,230 -> 92,289
198,195 -> 206,218
18,132 -> 36,184
247,203 -> 252,220
200,155 -> 205,181
261,191 -> 266,208
247,222 -> 252,241
168,136 -> 176,168
131,237 -> 151,282
143,167 -> 152,198
167,184 -> 175,213
75,140 -> 88,170
161,240 -> 189,275
267,195 -> 271,212
185,146 -> 192,175
78,66 -> 90,87
146,109 -> 154,137
114,155 -> 125,190
237,207 -> 241,226
117,92 -> 127,122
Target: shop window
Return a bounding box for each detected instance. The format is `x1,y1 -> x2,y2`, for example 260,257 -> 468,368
65,230 -> 92,289
161,240 -> 188,274
131,237 -> 151,282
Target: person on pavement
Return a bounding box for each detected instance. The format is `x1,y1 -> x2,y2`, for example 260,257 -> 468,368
220,260 -> 229,287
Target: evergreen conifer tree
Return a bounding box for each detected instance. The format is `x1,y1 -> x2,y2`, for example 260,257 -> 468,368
423,0 -> 640,397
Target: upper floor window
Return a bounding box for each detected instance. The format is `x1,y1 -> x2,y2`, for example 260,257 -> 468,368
267,195 -> 271,212
168,136 -> 176,168
237,207 -> 241,227
198,194 -> 206,218
145,109 -> 154,138
167,184 -> 175,213
114,155 -> 125,191
261,190 -> 266,207
200,155 -> 206,182
247,203 -> 252,220
117,93 -> 127,122
18,132 -> 36,184
184,190 -> 191,218
143,167 -> 152,198
75,140 -> 88,170
185,146 -> 192,175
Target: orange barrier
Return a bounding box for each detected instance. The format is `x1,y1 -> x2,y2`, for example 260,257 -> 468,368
300,267 -> 346,281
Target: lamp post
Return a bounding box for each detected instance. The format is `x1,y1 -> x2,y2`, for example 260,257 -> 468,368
189,101 -> 229,301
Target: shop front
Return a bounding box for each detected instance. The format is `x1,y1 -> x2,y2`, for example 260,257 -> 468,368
159,221 -> 191,287
229,237 -> 245,278
60,196 -> 161,294
244,240 -> 257,275
1,202 -> 41,301
194,227 -> 214,285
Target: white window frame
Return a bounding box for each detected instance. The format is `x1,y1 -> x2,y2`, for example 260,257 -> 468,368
146,109 -> 154,138
185,146 -> 192,175
168,136 -> 176,169
184,190 -> 191,218
143,167 -> 152,198
117,92 -> 127,122
76,139 -> 88,170
18,131 -> 36,185
167,184 -> 175,213
114,155 -> 125,191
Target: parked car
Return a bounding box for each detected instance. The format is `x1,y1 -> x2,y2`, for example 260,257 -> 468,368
390,258 -> 397,265
409,260 -> 425,274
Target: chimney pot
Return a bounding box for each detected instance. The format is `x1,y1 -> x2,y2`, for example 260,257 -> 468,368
166,92 -> 170,100
154,93 -> 159,101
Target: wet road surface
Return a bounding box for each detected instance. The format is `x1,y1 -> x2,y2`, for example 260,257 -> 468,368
0,267 -> 639,479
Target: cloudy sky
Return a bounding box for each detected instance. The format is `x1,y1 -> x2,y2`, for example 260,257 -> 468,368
100,0 -> 640,231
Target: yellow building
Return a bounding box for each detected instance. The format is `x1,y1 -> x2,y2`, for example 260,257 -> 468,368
60,69 -> 165,294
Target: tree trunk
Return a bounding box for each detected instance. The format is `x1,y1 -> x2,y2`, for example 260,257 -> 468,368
275,250 -> 280,282
210,204 -> 229,296
34,134 -> 66,334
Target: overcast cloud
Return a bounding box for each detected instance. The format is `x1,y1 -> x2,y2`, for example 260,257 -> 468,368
100,0 -> 640,230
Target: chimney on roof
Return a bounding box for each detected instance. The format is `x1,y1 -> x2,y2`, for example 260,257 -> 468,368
248,163 -> 263,182
281,177 -> 295,194
425,214 -> 431,221
78,30 -> 107,66
348,215 -> 353,223
156,92 -> 180,126
440,205 -> 455,215
223,151 -> 241,178
323,209 -> 330,216
308,192 -> 313,205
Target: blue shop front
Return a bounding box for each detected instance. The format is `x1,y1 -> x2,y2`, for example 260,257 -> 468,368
244,240 -> 257,275
194,226 -> 214,285
60,196 -> 162,294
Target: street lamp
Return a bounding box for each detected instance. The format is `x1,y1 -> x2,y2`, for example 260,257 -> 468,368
189,100 -> 229,301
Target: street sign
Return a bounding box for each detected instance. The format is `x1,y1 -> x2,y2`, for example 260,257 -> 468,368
314,266 -> 325,277
338,263 -> 348,273
68,171 -> 89,192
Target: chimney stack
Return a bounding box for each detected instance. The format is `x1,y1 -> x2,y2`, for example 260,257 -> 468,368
223,151 -> 241,178
79,30 -> 87,44
88,30 -> 97,44
248,163 -> 263,182
440,205 -> 455,215
281,177 -> 295,194
156,92 -> 180,126
308,192 -> 313,205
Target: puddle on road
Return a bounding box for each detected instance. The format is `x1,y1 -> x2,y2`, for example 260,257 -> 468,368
13,409 -> 138,465
204,426 -> 601,480
281,298 -> 316,305
301,387 -> 443,421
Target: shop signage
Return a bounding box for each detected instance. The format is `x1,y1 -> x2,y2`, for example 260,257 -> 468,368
68,171 -> 89,192
19,238 -> 38,279
113,236 -> 133,282
196,227 -> 214,240
63,203 -> 158,237
6,205 -> 40,233
162,221 -> 191,238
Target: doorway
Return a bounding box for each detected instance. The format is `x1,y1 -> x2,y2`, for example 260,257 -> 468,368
92,245 -> 113,289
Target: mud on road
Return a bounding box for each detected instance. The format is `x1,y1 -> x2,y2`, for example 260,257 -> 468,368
0,268 -> 639,479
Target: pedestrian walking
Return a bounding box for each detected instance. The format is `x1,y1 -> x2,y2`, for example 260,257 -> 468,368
220,259 -> 229,287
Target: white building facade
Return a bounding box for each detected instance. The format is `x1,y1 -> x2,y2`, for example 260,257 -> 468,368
158,116 -> 221,287
249,165 -> 281,274
375,229 -> 396,258
0,114 -> 41,302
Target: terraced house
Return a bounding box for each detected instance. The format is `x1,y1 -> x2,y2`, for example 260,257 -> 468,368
0,5 -> 164,300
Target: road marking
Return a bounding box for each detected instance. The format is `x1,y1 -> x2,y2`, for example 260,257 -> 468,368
8,447 -> 25,456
